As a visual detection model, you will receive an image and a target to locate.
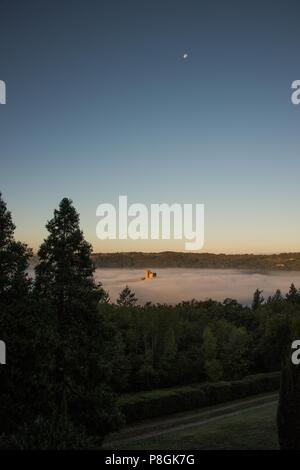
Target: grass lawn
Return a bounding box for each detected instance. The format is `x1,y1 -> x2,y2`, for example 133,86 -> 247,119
110,402 -> 279,450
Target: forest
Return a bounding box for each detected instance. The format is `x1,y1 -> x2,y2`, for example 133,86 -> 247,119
101,290 -> 298,392
1,192 -> 300,449
91,251 -> 300,270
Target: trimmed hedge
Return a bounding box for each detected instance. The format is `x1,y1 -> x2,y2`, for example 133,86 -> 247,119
119,372 -> 280,424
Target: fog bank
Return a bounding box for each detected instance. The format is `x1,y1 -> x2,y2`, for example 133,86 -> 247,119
94,268 -> 300,305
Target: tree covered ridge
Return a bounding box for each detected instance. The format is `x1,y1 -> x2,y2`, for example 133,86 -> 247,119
91,251 -> 300,270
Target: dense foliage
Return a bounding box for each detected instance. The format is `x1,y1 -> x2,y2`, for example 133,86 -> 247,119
277,317 -> 300,450
100,289 -> 298,393
0,194 -> 123,449
1,191 -> 300,448
92,251 -> 300,270
120,372 -> 280,423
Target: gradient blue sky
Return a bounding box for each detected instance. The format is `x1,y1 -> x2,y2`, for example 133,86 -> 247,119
1,0 -> 300,253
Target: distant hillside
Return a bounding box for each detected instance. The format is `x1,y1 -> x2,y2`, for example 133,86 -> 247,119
91,252 -> 300,270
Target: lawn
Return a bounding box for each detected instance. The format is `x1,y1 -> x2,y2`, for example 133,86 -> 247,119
109,402 -> 279,450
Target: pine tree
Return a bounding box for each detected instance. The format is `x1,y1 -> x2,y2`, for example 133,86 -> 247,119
117,285 -> 137,307
251,288 -> 264,310
273,289 -> 283,302
286,283 -> 299,304
0,193 -> 39,437
98,282 -> 110,304
34,198 -> 122,444
0,192 -> 32,300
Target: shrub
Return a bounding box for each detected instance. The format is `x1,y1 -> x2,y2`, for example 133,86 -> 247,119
0,416 -> 98,450
119,371 -> 280,424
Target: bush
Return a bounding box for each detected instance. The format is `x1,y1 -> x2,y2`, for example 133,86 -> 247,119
0,416 -> 99,450
119,371 -> 280,424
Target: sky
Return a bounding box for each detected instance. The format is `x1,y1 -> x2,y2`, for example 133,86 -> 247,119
0,0 -> 300,253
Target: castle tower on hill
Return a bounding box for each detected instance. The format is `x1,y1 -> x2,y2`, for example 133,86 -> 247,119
145,269 -> 157,280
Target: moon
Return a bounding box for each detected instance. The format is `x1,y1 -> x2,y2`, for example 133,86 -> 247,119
182,53 -> 189,60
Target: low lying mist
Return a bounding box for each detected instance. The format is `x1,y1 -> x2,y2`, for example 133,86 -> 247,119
94,268 -> 300,305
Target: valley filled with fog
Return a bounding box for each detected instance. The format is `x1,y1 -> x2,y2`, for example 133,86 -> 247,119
93,268 -> 300,305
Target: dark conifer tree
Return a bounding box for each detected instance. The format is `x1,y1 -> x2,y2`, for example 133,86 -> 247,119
277,353 -> 300,449
251,288 -> 264,310
34,198 -> 122,445
117,285 -> 137,307
0,192 -> 32,300
286,283 -> 300,304
0,192 -> 37,437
